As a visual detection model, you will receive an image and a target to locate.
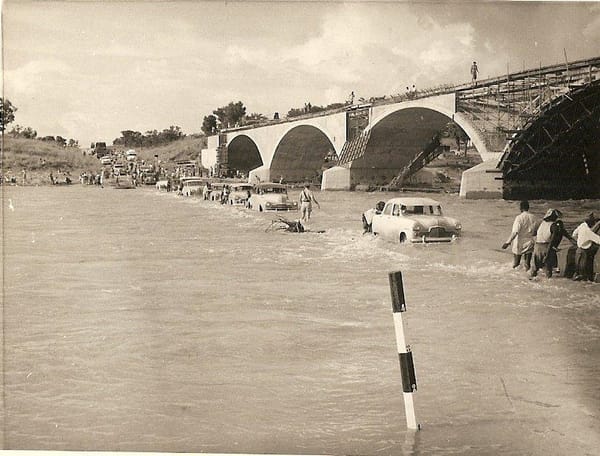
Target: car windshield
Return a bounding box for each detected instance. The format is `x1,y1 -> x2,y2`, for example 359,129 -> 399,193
399,205 -> 443,216
261,187 -> 286,194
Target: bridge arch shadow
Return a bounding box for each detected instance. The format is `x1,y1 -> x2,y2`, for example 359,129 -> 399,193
227,135 -> 263,177
351,107 -> 454,185
271,125 -> 336,183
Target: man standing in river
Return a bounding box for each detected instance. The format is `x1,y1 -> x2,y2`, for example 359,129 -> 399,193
502,200 -> 538,271
299,184 -> 320,223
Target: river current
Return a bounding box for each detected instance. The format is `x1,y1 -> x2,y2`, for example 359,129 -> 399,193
2,185 -> 599,455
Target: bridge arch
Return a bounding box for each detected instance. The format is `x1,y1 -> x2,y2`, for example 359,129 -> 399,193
369,100 -> 495,163
227,134 -> 263,176
270,124 -> 336,183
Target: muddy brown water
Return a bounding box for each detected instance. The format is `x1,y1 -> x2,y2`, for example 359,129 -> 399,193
2,185 -> 599,454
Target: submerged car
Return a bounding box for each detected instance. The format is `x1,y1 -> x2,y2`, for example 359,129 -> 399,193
209,182 -> 226,201
248,183 -> 298,212
141,171 -> 157,185
181,177 -> 208,197
371,197 -> 461,243
228,183 -> 254,206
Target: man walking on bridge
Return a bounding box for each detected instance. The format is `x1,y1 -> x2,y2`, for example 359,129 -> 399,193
471,61 -> 479,86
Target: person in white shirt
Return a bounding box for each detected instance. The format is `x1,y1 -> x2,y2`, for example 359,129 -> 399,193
502,200 -> 538,270
572,212 -> 600,281
362,201 -> 385,234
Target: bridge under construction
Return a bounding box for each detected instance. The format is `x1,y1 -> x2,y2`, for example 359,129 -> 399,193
202,56 -> 600,199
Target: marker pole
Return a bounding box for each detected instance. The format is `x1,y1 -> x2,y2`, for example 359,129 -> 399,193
388,271 -> 419,430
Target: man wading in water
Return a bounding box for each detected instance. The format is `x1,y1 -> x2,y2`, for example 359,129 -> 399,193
502,200 -> 537,271
299,184 -> 320,223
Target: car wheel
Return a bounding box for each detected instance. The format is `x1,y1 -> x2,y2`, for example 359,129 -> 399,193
259,205 -> 263,212
399,232 -> 407,244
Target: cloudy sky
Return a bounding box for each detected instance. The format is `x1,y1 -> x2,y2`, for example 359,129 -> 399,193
3,1 -> 600,148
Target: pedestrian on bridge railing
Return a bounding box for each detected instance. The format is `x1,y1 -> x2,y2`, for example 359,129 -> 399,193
471,61 -> 479,86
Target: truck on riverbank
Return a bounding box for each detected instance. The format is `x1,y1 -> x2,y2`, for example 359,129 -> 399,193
93,142 -> 108,158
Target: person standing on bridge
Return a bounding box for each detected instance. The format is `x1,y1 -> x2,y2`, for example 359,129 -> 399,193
471,61 -> 479,86
502,200 -> 537,271
299,184 -> 320,224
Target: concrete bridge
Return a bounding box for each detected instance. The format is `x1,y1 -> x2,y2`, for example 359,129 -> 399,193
201,56 -> 600,199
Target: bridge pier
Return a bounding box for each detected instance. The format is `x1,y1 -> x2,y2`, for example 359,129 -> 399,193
248,165 -> 270,184
321,166 -> 352,190
459,161 -> 503,199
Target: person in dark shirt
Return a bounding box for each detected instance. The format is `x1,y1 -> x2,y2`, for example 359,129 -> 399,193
530,209 -> 576,278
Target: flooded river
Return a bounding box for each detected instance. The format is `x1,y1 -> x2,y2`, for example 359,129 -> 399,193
2,185 -> 599,455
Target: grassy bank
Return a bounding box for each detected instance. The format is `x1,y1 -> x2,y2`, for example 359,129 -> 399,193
1,136 -> 208,185
2,137 -> 101,185
126,137 -> 207,164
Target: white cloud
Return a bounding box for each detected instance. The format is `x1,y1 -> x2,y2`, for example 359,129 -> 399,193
4,60 -> 72,97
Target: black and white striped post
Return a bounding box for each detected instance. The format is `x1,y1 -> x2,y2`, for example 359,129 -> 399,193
388,271 -> 419,430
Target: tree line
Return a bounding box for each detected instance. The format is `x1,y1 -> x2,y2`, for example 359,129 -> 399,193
112,125 -> 187,148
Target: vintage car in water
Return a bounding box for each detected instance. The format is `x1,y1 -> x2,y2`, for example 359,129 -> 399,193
248,183 -> 298,212
156,179 -> 169,191
100,156 -> 112,166
181,177 -> 208,197
209,182 -> 226,201
125,149 -> 137,162
228,183 -> 254,206
112,163 -> 127,176
141,171 -> 157,185
371,197 -> 461,243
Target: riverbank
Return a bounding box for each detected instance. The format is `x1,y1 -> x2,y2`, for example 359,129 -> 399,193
2,137 -> 99,185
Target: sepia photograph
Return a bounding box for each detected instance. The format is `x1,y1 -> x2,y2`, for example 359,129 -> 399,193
1,1 -> 599,454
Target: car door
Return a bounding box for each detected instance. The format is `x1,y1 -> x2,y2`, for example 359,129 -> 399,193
375,203 -> 394,238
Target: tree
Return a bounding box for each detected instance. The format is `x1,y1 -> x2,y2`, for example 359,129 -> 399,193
1,97 -> 17,132
8,124 -> 23,136
286,107 -> 305,118
213,101 -> 246,128
202,114 -> 217,135
55,136 -> 67,147
22,126 -> 37,139
114,130 -> 143,147
161,125 -> 184,142
244,112 -> 268,125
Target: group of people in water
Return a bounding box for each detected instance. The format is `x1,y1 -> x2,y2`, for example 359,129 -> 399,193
502,200 -> 600,281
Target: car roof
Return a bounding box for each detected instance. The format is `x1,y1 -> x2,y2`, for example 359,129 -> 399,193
256,182 -> 286,189
181,177 -> 206,182
231,183 -> 253,188
385,197 -> 441,206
